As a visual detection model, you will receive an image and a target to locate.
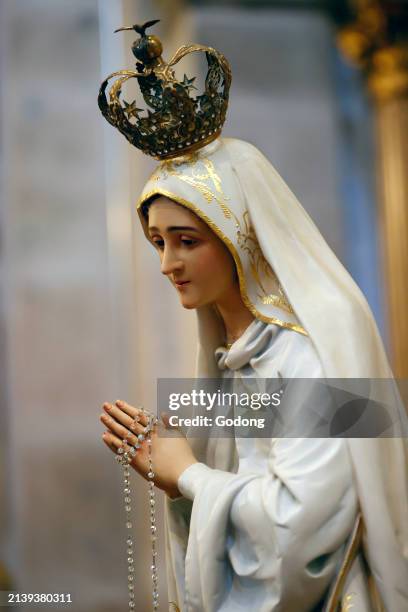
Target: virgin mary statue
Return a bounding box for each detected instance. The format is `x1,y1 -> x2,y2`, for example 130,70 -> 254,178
98,21 -> 408,612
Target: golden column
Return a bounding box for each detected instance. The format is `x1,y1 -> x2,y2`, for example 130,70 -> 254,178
337,0 -> 408,378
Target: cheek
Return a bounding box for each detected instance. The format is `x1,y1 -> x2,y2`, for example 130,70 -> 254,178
191,244 -> 235,286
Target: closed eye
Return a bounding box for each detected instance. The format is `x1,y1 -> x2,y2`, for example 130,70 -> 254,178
152,239 -> 164,250
181,238 -> 197,246
151,237 -> 198,249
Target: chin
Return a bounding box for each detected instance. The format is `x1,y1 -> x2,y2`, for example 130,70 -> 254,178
179,294 -> 206,310
180,299 -> 200,310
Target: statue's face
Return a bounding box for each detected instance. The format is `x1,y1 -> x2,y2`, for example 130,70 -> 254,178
147,196 -> 237,310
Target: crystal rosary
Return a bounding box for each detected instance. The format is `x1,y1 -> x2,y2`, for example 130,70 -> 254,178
116,409 -> 160,610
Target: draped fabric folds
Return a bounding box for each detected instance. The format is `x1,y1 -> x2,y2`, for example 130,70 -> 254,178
137,138 -> 408,611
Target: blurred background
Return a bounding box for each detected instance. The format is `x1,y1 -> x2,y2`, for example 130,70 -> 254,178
0,0 -> 407,610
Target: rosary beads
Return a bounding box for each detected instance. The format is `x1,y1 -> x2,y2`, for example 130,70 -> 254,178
116,409 -> 159,610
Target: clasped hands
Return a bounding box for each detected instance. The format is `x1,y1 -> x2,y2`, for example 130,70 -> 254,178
100,400 -> 197,499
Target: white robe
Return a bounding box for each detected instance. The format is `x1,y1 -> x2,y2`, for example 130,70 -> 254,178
164,320 -> 359,611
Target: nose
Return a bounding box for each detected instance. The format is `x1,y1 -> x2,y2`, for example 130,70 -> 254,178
160,245 -> 184,276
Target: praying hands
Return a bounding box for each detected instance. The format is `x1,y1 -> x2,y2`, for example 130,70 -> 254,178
99,400 -> 198,499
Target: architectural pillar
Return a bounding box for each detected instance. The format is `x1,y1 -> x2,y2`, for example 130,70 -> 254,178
337,0 -> 408,377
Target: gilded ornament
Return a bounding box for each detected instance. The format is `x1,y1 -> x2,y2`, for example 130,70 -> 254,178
98,20 -> 231,160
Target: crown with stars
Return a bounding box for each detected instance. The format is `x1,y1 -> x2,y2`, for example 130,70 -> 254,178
98,20 -> 232,160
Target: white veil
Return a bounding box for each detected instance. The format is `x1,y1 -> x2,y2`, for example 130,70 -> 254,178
137,137 -> 408,609
229,140 -> 408,610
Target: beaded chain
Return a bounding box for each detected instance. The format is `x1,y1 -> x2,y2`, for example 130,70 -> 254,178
116,409 -> 159,610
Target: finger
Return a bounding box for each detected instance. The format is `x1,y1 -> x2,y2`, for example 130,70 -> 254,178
115,400 -> 149,426
161,412 -> 173,429
102,431 -> 133,454
102,403 -> 146,436
102,431 -> 119,453
100,412 -> 144,447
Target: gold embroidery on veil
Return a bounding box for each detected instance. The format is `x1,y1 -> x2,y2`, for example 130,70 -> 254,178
237,212 -> 294,313
341,592 -> 356,611
151,156 -> 237,221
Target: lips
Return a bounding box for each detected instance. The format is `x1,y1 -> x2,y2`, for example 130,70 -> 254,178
174,280 -> 190,287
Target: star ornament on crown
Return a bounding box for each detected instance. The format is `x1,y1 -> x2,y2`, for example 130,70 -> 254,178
98,19 -> 232,160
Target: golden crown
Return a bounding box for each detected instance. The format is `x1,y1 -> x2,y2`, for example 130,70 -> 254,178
98,20 -> 232,160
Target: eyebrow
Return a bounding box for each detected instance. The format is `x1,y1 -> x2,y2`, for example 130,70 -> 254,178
148,225 -> 200,234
